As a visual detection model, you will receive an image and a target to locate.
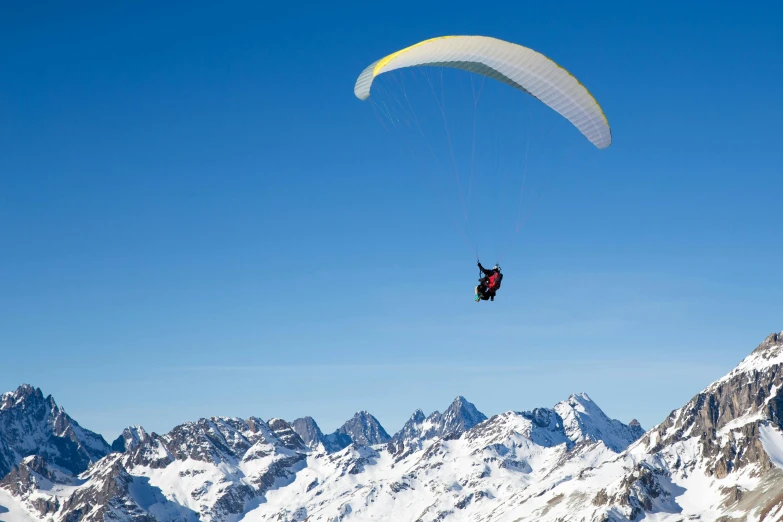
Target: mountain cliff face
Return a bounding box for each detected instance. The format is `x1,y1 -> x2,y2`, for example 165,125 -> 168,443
0,385 -> 111,478
601,331 -> 783,521
290,416 -> 324,450
1,331 -> 782,521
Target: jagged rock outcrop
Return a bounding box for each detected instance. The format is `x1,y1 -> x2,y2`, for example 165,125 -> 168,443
393,396 -> 489,444
554,392 -> 646,452
0,456 -> 63,517
291,416 -> 325,450
394,409 -> 427,443
0,384 -> 111,477
57,454 -> 164,522
335,410 -> 390,446
292,411 -> 392,453
111,426 -> 150,453
267,418 -> 308,452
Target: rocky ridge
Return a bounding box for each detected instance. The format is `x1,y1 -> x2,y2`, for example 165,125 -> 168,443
1,332 -> 781,521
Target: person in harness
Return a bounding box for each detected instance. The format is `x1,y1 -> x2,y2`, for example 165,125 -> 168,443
475,261 -> 503,302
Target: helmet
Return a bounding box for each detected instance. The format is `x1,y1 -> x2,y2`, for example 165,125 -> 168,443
493,264 -> 500,271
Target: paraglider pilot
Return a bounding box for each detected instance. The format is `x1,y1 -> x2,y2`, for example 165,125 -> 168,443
475,261 -> 503,302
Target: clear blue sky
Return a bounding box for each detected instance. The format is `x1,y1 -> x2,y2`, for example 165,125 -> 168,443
1,0 -> 781,441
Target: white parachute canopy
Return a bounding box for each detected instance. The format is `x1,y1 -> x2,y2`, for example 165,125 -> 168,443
354,35 -> 611,149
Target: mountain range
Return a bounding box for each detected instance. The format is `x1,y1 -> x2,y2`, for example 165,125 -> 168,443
0,331 -> 781,521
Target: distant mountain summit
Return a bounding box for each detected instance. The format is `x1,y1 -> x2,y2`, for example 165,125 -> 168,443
393,408 -> 427,443
291,410 -> 392,454
110,425 -> 150,453
554,392 -> 646,452
333,410 -> 391,446
393,395 -> 488,444
291,396 -> 488,455
0,384 -> 110,478
291,416 -> 324,450
437,395 -> 488,436
267,418 -> 308,452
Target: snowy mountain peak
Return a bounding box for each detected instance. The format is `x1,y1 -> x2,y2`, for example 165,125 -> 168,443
638,330 -> 783,455
561,392 -> 595,412
0,385 -> 111,479
568,391 -> 592,402
391,409 -> 427,445
409,408 -> 426,422
267,418 -> 308,451
749,331 -> 783,358
715,330 -> 783,387
292,412 -> 393,454
554,393 -> 645,452
0,384 -> 47,411
761,331 -> 783,348
442,395 -> 487,435
110,425 -> 150,453
291,416 -> 325,450
450,395 -> 469,405
391,396 -> 488,445
334,410 -> 390,446
447,395 -> 477,413
555,393 -> 593,417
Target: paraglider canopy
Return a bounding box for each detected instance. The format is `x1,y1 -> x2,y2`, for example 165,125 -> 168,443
354,35 -> 611,149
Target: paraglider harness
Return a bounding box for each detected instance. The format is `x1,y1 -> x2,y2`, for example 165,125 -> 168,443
476,262 -> 502,301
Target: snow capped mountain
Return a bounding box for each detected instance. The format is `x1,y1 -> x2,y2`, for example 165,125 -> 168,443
521,330 -> 783,521
0,384 -> 111,478
111,426 -> 150,453
267,418 -> 308,452
393,408 -> 427,443
249,394 -> 640,522
331,410 -> 391,447
1,413 -> 310,521
554,392 -> 646,452
0,388 -> 641,521
442,395 -> 488,433
290,416 -> 325,450
393,395 -> 489,445
2,330 -> 783,521
292,410 -> 391,453
292,396 -> 486,456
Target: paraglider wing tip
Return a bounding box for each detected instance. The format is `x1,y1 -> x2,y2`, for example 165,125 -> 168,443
599,131 -> 612,149
354,60 -> 380,101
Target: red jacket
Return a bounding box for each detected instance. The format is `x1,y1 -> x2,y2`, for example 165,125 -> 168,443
488,272 -> 502,290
